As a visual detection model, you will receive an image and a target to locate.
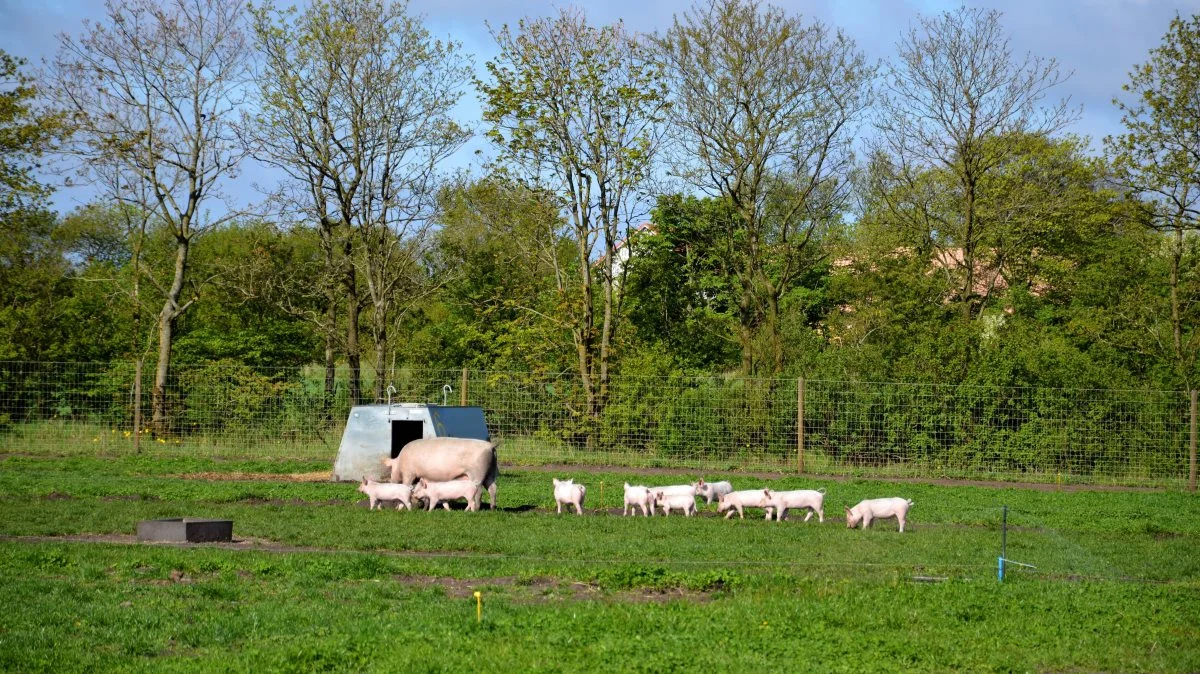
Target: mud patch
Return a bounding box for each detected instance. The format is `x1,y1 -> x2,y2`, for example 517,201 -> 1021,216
240,496 -> 343,507
172,471 -> 332,483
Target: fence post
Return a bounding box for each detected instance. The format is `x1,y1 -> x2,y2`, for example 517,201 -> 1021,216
461,368 -> 468,406
133,358 -> 143,455
1190,389 -> 1197,493
797,377 -> 805,474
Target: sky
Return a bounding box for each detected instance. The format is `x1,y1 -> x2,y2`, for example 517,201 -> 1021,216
2,0 -> 1198,216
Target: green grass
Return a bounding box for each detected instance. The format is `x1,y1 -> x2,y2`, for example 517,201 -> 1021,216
1,452 -> 1198,671
5,419 -> 1187,488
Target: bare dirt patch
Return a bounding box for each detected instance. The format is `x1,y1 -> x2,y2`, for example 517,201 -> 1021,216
171,471 -> 333,483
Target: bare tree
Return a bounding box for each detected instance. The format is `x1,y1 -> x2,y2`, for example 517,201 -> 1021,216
480,8 -> 668,425
250,0 -> 470,404
655,0 -> 872,375
51,0 -> 251,435
873,6 -> 1076,324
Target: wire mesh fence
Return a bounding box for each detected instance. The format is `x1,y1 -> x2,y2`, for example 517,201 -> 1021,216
0,360 -> 1195,487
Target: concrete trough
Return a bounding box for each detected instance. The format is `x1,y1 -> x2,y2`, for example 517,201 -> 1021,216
137,518 -> 233,543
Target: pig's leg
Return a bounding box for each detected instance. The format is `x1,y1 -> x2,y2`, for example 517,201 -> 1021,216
803,509 -> 813,523
897,514 -> 906,533
863,513 -> 873,529
725,509 -> 735,519
556,501 -> 562,515
487,483 -> 497,510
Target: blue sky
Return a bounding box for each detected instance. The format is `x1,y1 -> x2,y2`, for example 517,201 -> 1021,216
2,0 -> 1198,216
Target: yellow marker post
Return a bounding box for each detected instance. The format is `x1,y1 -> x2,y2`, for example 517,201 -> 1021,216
599,481 -> 604,510
473,591 -> 481,623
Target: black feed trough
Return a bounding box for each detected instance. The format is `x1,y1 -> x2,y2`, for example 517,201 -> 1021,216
137,518 -> 233,543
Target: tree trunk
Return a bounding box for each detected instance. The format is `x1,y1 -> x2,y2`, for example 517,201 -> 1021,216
1170,225 -> 1184,385
962,179 -> 977,323
151,235 -> 190,437
322,218 -> 338,422
766,291 -> 784,376
346,294 -> 361,407
738,282 -> 756,375
323,333 -> 335,423
373,334 -> 387,402
342,234 -> 361,407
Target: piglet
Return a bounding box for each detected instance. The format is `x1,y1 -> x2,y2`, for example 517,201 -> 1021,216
845,497 -> 913,532
694,479 -> 733,506
412,478 -> 483,512
623,483 -> 656,517
768,488 -> 825,522
717,489 -> 776,520
654,486 -> 698,517
357,477 -> 414,511
552,478 -> 587,515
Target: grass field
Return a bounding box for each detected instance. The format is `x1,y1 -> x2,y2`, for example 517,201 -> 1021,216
1,451 -> 1198,672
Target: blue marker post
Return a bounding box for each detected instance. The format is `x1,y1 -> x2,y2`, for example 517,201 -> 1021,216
998,505 -> 1007,582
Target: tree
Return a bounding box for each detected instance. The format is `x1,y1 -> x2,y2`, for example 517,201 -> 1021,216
175,221 -> 321,369
623,194 -> 740,370
250,0 -> 471,405
1106,13 -> 1200,389
403,176 -> 574,372
872,6 -> 1076,329
655,0 -> 872,375
480,7 -> 669,426
0,50 -> 75,360
843,134 -> 1129,384
0,50 -> 67,213
51,0 -> 251,435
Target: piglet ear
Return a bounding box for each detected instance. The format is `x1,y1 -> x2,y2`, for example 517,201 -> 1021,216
361,477 -> 368,485
844,506 -> 851,514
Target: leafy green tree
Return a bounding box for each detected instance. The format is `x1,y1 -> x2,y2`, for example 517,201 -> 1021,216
1106,13 -> 1200,389
0,50 -> 74,360
175,221 -> 321,370
0,50 -> 67,213
841,135 -> 1133,385
402,177 -> 574,372
654,0 -> 872,375
480,7 -> 669,423
623,194 -> 740,370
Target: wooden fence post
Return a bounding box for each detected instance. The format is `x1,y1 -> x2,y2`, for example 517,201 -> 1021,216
797,377 -> 805,474
461,368 -> 468,407
132,357 -> 141,450
1190,389 -> 1197,493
